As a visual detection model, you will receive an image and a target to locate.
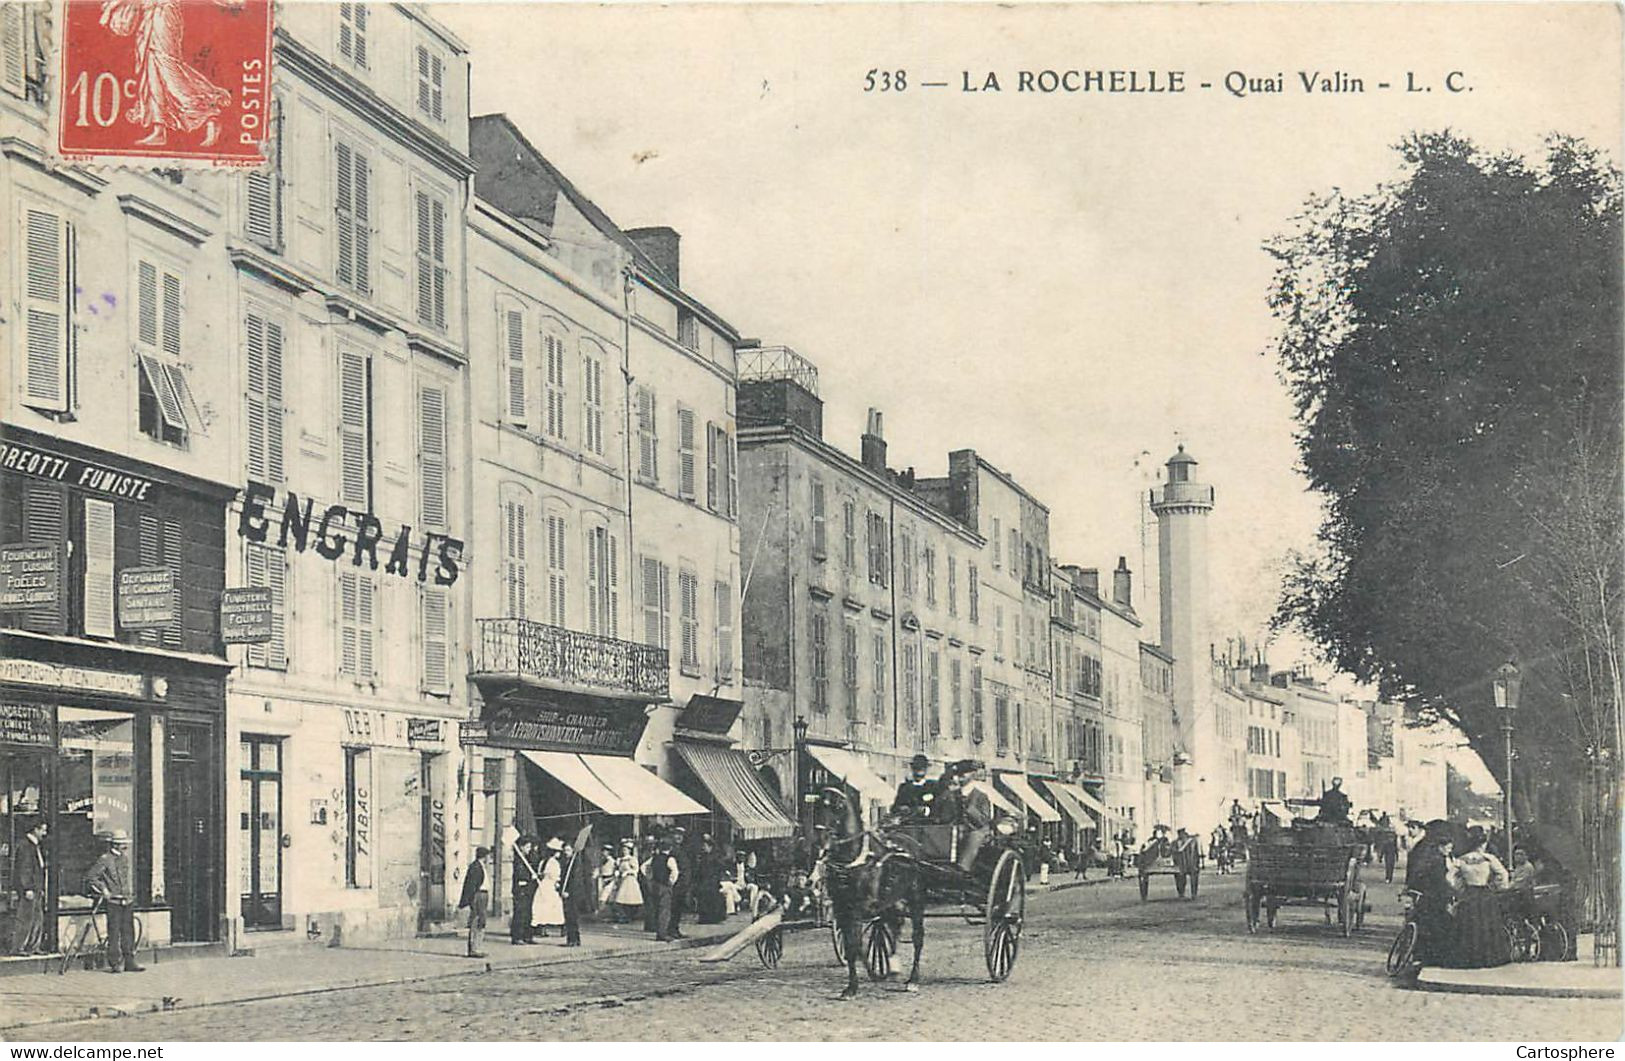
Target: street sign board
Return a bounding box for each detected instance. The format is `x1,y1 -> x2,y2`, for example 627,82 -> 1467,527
0,543 -> 61,611
117,566 -> 175,630
220,586 -> 274,644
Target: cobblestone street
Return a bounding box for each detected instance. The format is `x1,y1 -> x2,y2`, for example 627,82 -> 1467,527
22,873 -> 1620,1041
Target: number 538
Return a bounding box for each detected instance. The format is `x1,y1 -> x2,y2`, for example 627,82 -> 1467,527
864,69 -> 907,92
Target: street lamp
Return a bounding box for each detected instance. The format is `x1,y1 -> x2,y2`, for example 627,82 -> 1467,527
1493,660 -> 1521,857
792,716 -> 810,835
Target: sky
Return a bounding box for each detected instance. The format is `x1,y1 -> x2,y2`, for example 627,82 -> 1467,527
432,1 -> 1622,687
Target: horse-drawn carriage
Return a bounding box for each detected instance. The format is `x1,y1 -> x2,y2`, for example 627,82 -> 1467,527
1243,804 -> 1366,936
1136,831 -> 1202,900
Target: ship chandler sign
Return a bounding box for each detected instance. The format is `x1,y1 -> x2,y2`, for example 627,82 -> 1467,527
237,480 -> 465,586
461,704 -> 644,756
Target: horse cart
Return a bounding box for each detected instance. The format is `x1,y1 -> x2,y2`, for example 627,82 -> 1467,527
1243,808 -> 1366,936
1136,834 -> 1202,900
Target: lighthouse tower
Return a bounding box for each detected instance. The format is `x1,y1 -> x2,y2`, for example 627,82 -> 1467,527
1150,445 -> 1215,830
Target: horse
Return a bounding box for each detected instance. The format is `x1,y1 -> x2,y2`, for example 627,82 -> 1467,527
812,786 -> 927,1000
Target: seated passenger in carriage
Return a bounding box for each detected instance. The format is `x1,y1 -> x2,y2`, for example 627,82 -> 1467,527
891,754 -> 939,823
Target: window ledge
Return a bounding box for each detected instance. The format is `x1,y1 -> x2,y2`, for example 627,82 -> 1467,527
118,193 -> 212,246
2,136 -> 108,195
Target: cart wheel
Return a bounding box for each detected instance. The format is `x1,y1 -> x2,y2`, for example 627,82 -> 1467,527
1354,886 -> 1367,931
1538,920 -> 1571,962
984,849 -> 1024,982
1386,922 -> 1419,977
863,920 -> 894,981
1245,886 -> 1261,933
756,926 -> 784,969
830,920 -> 848,965
1138,874 -> 1149,901
1339,888 -> 1356,938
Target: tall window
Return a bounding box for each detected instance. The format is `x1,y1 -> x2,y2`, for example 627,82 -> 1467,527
544,331 -> 568,440
585,525 -> 618,638
970,665 -> 984,745
991,517 -> 1001,568
924,546 -> 937,607
635,387 -> 658,483
706,425 -> 735,516
19,206 -> 74,414
337,2 -> 368,70
994,687 -> 1010,754
926,648 -> 941,737
0,5 -> 40,99
842,622 -> 859,720
244,310 -> 285,484
677,407 -> 697,500
947,557 -> 957,617
417,383 -> 448,529
870,633 -> 887,724
810,480 -> 827,559
334,142 -> 371,296
14,483 -> 66,634
414,45 -> 444,122
245,542 -> 288,669
902,644 -> 918,732
244,99 -> 283,251
842,500 -> 857,567
582,353 -> 605,456
414,189 -> 447,329
501,306 -> 527,429
899,529 -> 914,596
950,657 -> 963,739
338,570 -> 377,682
969,564 -> 979,623
866,511 -> 888,586
641,557 -> 670,648
420,587 -> 450,694
135,513 -> 181,649
134,258 -> 198,447
545,513 -> 567,626
678,569 -> 700,672
503,498 -> 527,618
337,350 -> 371,509
714,581 -> 734,680
1009,529 -> 1021,582
994,605 -> 1004,658
809,607 -> 829,714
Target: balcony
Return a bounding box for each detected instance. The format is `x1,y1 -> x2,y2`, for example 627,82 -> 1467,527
472,618 -> 669,701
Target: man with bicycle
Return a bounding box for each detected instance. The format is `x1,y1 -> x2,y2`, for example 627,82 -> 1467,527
84,830 -> 143,973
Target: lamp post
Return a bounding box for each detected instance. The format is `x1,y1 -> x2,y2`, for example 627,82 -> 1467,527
1493,660 -> 1521,858
792,715 -> 810,835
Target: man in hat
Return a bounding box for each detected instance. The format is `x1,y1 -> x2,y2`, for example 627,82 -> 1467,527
648,838 -> 680,942
458,845 -> 493,958
943,760 -> 994,872
1405,819 -> 1455,964
891,754 -> 937,822
667,828 -> 691,940
9,817 -> 47,956
84,830 -> 142,972
509,837 -> 539,945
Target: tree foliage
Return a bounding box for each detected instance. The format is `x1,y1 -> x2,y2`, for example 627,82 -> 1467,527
1265,132 -> 1622,827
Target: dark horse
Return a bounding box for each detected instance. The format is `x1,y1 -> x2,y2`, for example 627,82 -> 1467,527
814,787 -> 927,999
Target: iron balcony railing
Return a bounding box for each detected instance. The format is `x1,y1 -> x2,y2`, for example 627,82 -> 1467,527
473,617 -> 669,700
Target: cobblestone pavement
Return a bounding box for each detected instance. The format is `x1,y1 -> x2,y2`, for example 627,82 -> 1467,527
28,872 -> 1622,1041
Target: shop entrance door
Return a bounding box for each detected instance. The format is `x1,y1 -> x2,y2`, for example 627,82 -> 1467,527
166,722 -> 216,941
0,749 -> 51,953
239,736 -> 283,929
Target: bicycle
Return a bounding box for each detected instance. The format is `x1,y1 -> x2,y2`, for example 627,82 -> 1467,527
57,899 -> 145,975
1385,889 -> 1426,977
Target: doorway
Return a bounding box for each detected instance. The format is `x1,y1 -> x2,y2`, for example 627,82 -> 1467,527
0,749 -> 50,953
239,736 -> 283,929
166,722 -> 216,941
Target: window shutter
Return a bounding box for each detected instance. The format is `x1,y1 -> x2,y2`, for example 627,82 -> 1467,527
543,333 -> 566,439
677,408 -> 696,499
659,563 -> 671,649
82,498 -> 115,638
335,142 -> 354,287
714,581 -> 733,677
415,45 -> 431,113
353,151 -> 371,295
606,531 -> 619,638
245,99 -> 282,248
357,574 -> 375,680
504,500 -> 527,619
811,481 -> 826,557
418,383 -> 447,528
0,5 -> 26,97
18,485 -> 66,633
431,53 -> 444,119
705,423 -> 718,509
584,527 -> 601,635
642,556 -> 661,647
636,388 -> 657,481
337,351 -> 369,508
21,208 -> 70,411
245,312 -> 285,483
422,588 -> 449,693
503,308 -> 527,427
339,2 -> 367,67
415,190 -> 433,324
547,514 -> 566,626
340,571 -> 358,676
727,432 -> 738,518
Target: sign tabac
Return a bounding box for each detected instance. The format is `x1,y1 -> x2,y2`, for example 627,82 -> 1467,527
0,543 -> 61,611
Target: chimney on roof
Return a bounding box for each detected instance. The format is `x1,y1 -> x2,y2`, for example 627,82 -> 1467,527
1113,556 -> 1133,609
1077,568 -> 1100,594
625,226 -> 681,286
861,409 -> 887,473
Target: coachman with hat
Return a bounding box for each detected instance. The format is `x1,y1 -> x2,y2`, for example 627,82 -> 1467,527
891,754 -> 937,822
84,829 -> 143,973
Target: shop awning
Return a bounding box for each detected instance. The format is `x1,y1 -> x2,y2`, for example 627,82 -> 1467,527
967,779 -> 1021,818
1036,778 -> 1097,831
520,750 -> 706,817
675,742 -> 796,840
1072,785 -> 1110,819
804,744 -> 894,805
997,772 -> 1062,823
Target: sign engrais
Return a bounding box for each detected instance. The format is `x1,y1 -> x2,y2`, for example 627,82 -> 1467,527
238,481 -> 465,587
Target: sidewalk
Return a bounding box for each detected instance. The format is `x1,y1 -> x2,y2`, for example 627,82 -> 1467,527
1414,934 -> 1622,999
0,917 -> 751,1034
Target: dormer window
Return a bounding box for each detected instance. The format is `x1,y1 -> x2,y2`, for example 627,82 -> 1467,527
415,44 -> 444,123
338,3 -> 368,71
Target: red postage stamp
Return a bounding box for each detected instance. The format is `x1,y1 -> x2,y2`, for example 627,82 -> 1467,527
57,0 -> 273,166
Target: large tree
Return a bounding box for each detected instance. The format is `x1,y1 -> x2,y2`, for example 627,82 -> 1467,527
1265,132 -> 1622,912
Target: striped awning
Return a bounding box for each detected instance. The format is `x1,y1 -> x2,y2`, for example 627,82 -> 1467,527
997,772 -> 1062,823
520,750 -> 706,817
1035,777 -> 1097,831
966,779 -> 1021,818
675,741 -> 797,840
1072,785 -> 1110,819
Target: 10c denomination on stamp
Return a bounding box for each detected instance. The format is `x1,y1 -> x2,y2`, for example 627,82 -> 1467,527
57,0 -> 273,166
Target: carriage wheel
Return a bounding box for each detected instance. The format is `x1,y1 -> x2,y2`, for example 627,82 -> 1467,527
1138,874 -> 1149,901
1339,889 -> 1357,938
1245,886 -> 1261,933
1385,922 -> 1419,977
830,920 -> 848,965
983,850 -> 1024,982
862,920 -> 894,981
756,926 -> 784,969
1538,920 -> 1571,962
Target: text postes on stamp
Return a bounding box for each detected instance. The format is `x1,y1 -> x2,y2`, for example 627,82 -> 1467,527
57,0 -> 272,166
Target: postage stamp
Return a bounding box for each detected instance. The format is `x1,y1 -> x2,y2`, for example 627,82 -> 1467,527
55,0 -> 273,166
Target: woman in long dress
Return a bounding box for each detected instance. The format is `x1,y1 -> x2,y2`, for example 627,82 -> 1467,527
596,845 -> 618,908
1448,826 -> 1511,968
99,0 -> 235,147
611,839 -> 643,923
531,838 -> 566,937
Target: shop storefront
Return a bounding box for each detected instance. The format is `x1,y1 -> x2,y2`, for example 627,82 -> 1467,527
803,743 -> 894,827
1035,776 -> 1099,856
1,429 -> 233,957
669,695 -> 795,846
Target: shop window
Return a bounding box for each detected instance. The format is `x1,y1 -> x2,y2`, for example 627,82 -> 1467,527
56,707 -> 138,911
